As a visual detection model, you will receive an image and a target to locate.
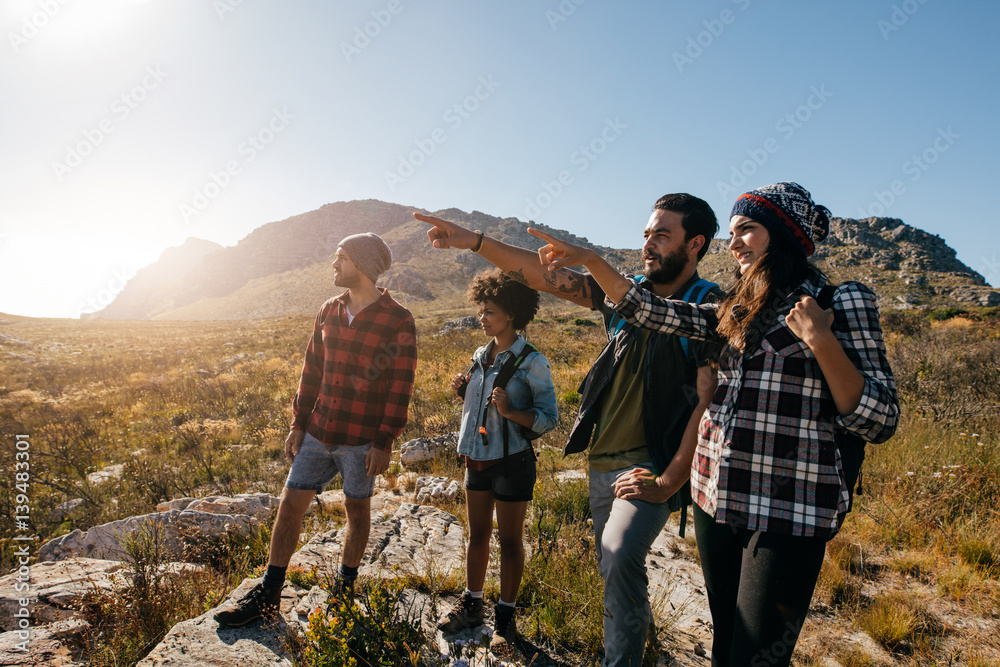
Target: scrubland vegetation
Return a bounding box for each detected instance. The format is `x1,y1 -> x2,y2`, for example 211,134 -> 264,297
1,305 -> 999,665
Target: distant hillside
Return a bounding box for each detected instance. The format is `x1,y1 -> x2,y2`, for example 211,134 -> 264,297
93,200 -> 998,320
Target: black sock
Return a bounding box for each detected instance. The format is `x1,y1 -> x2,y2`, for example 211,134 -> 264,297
338,564 -> 358,581
262,565 -> 286,589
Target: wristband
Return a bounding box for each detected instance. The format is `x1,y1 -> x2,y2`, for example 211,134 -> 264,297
472,230 -> 485,253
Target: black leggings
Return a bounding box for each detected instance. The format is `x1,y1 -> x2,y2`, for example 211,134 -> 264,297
693,504 -> 827,667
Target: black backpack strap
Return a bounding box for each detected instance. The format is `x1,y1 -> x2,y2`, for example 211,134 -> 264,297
493,342 -> 537,392
494,342 -> 538,458
814,282 -> 869,512
816,284 -> 837,310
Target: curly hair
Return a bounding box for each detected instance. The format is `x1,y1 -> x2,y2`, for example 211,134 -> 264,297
467,268 -> 540,330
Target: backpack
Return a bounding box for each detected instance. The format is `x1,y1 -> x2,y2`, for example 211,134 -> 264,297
816,284 -> 867,512
607,276 -> 718,363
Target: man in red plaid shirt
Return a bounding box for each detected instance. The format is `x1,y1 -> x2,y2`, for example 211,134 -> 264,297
216,232 -> 417,626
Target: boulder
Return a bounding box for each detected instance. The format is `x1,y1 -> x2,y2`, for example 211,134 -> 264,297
0,558 -> 202,650
555,469 -> 587,482
38,509 -> 255,563
86,464 -> 125,485
155,497 -> 198,512
399,433 -> 458,466
49,499 -> 85,523
184,493 -> 280,521
413,476 -> 461,504
437,315 -> 479,335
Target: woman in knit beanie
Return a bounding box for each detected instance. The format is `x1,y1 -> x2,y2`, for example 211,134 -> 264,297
530,182 -> 899,667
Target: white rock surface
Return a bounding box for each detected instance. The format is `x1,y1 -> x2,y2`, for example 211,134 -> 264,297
0,618 -> 87,666
185,493 -> 279,521
38,509 -> 255,563
86,463 -> 125,485
413,476 -> 462,504
0,559 -> 124,631
554,469 -> 588,482
289,503 -> 465,579
137,578 -> 306,667
399,433 -> 458,466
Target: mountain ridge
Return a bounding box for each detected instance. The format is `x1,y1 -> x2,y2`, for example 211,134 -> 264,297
91,199 -> 998,320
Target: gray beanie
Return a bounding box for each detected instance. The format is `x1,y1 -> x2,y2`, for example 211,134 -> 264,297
338,233 -> 392,283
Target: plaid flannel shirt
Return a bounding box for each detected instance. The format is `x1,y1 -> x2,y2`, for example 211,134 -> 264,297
291,288 -> 417,452
611,275 -> 899,538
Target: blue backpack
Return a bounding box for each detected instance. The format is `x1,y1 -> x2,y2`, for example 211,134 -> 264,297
607,276 -> 718,363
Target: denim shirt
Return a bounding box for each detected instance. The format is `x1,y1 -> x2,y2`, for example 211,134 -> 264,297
456,335 -> 559,461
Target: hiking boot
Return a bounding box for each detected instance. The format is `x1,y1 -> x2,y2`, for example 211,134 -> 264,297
437,594 -> 485,633
214,581 -> 282,626
490,603 -> 518,657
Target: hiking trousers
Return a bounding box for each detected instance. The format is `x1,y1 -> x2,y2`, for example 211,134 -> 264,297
693,504 -> 827,667
590,464 -> 673,667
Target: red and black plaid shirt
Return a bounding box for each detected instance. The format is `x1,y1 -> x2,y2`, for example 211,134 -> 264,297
291,288 -> 417,451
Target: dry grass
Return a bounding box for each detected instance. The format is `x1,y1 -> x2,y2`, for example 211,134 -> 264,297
2,306 -> 1000,665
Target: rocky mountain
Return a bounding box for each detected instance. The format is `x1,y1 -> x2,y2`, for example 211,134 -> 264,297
93,200 -> 998,320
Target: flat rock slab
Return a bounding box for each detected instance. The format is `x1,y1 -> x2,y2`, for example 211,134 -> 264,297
290,503 -> 464,580
156,493 -> 279,521
0,619 -> 87,666
137,578 -> 309,667
0,559 -> 124,631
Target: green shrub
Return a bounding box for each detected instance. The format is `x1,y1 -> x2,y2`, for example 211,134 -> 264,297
928,307 -> 966,321
303,578 -> 425,666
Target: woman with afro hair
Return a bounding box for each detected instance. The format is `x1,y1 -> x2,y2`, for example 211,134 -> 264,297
436,268 -> 558,657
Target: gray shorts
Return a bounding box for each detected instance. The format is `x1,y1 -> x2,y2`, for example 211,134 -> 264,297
284,432 -> 375,499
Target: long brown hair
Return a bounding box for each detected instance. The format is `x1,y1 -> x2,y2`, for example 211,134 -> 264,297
716,231 -> 819,351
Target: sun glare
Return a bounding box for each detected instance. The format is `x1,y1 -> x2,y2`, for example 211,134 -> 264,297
6,0 -> 155,55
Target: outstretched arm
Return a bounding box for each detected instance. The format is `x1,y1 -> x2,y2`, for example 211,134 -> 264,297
414,212 -> 593,308
528,228 -> 633,304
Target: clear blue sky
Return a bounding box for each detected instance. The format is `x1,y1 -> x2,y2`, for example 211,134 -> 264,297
2,0 -> 997,318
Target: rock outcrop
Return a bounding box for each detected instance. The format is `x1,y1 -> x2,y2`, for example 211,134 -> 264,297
400,433 -> 459,466
38,509 -> 255,563
288,503 -> 464,579
413,476 -> 462,504
437,315 -> 480,335
137,503 -> 465,666
39,494 -> 280,563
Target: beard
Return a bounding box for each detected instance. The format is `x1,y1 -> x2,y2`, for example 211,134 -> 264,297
642,246 -> 688,284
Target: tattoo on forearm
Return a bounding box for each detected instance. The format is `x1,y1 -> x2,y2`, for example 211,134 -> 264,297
542,269 -> 589,300
507,268 -> 528,285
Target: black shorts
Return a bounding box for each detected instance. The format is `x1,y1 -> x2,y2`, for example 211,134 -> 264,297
464,449 -> 537,502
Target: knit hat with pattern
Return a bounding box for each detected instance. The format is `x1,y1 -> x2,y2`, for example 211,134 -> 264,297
339,233 -> 392,283
730,182 -> 830,257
